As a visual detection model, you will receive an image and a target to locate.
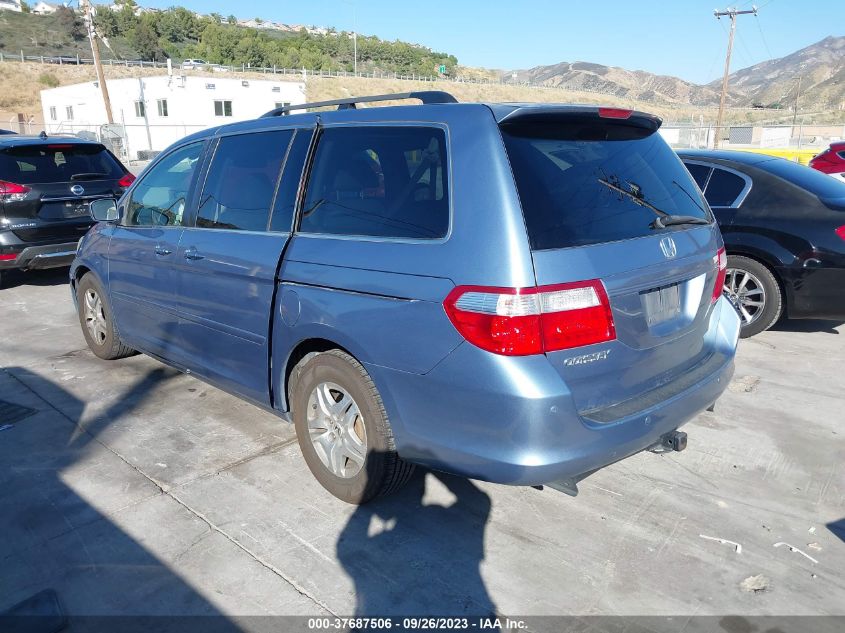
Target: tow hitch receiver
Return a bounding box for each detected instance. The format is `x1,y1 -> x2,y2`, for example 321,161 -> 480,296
649,430 -> 688,453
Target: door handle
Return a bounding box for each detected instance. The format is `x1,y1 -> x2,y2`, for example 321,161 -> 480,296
154,245 -> 172,256
184,247 -> 204,261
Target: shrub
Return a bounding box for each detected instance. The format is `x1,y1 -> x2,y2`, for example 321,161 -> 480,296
38,72 -> 60,88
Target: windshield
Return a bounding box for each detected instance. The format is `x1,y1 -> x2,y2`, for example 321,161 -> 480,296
501,120 -> 712,250
0,144 -> 125,185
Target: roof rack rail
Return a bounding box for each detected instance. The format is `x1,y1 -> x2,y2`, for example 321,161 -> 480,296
261,90 -> 458,117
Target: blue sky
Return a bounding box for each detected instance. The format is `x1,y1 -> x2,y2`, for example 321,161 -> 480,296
138,0 -> 843,84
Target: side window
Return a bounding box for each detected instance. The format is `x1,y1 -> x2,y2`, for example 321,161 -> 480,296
125,142 -> 203,227
196,131 -> 292,232
704,168 -> 747,207
269,129 -> 312,232
300,126 -> 449,239
684,162 -> 712,191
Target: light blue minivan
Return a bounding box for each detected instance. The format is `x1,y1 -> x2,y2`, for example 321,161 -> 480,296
72,92 -> 740,503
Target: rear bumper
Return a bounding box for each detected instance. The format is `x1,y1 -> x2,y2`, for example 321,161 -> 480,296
368,296 -> 740,487
0,242 -> 78,271
779,263 -> 845,320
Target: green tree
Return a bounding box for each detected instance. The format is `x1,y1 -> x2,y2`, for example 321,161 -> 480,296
55,6 -> 86,41
156,7 -> 200,43
115,5 -> 139,35
20,0 -> 31,14
94,7 -> 120,38
227,15 -> 237,25
131,21 -> 164,61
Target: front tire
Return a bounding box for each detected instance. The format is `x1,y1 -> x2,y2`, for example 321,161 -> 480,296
724,255 -> 783,338
76,272 -> 135,360
290,349 -> 414,504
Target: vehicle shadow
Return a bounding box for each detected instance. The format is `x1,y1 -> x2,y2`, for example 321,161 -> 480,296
827,518 -> 845,544
0,268 -> 70,289
770,319 -> 843,334
336,464 -> 497,617
0,365 -> 240,631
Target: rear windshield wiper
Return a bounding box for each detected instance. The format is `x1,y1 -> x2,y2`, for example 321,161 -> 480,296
650,215 -> 710,229
70,172 -> 110,181
597,178 -> 711,230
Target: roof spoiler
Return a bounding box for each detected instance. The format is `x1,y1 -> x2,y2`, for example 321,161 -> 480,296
497,106 -> 662,132
261,91 -> 458,117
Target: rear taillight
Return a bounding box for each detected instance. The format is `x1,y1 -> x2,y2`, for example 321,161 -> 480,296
0,180 -> 30,203
118,173 -> 136,188
712,247 -> 727,303
0,180 -> 31,196
836,226 -> 845,241
0,253 -> 18,261
443,280 -> 616,356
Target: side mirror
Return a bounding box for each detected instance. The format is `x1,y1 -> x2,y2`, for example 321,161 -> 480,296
90,198 -> 120,222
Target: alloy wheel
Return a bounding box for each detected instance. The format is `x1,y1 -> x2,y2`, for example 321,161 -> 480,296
83,288 -> 108,346
306,381 -> 367,478
724,268 -> 766,326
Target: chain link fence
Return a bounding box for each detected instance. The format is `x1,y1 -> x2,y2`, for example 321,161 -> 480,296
660,123 -> 845,163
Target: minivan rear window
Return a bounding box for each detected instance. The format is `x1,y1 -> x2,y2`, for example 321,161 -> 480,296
501,120 -> 712,250
0,143 -> 124,184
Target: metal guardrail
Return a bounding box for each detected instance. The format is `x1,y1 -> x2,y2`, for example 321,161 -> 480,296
3,50 -> 839,114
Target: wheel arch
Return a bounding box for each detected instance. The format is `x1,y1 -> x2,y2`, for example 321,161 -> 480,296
724,249 -> 787,306
280,337 -> 356,412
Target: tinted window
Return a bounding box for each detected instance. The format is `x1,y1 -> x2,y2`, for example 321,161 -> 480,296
684,162 -> 712,190
197,131 -> 292,232
0,143 -> 124,184
269,129 -> 312,232
704,168 -> 746,207
501,121 -> 711,250
125,142 -> 202,227
300,126 -> 449,239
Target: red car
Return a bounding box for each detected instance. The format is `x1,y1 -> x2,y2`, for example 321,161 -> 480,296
809,142 -> 845,183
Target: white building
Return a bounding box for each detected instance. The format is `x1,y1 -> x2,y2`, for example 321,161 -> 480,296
0,0 -> 22,12
31,2 -> 59,14
40,74 -> 306,159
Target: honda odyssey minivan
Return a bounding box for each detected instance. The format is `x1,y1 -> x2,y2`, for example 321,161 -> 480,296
72,92 -> 740,504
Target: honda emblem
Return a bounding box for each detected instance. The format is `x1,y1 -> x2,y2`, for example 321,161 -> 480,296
659,236 -> 677,259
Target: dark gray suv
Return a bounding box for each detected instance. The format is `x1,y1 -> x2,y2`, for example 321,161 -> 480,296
0,135 -> 134,286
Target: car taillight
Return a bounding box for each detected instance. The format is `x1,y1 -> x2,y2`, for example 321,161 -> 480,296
0,180 -> 30,202
0,180 -> 31,196
443,280 -> 616,356
118,173 -> 136,188
712,247 -> 727,303
0,253 -> 18,261
836,226 -> 845,241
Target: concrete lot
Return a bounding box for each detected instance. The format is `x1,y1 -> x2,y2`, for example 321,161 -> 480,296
1,269 -> 843,623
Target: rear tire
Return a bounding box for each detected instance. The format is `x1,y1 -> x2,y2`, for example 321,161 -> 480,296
724,255 -> 783,338
76,272 -> 135,360
290,349 -> 414,504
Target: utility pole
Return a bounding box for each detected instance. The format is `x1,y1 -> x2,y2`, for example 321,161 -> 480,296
713,6 -> 757,148
791,75 -> 802,128
80,0 -> 114,124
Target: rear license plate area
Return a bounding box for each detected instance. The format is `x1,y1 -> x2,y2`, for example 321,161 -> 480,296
642,283 -> 681,325
63,201 -> 90,218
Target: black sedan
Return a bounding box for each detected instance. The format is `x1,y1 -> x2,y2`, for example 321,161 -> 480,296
678,150 -> 845,337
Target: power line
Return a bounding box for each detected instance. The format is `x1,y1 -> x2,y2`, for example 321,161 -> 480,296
754,13 -> 776,61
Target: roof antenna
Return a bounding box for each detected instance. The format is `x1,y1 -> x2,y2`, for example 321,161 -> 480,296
39,131 -> 47,139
